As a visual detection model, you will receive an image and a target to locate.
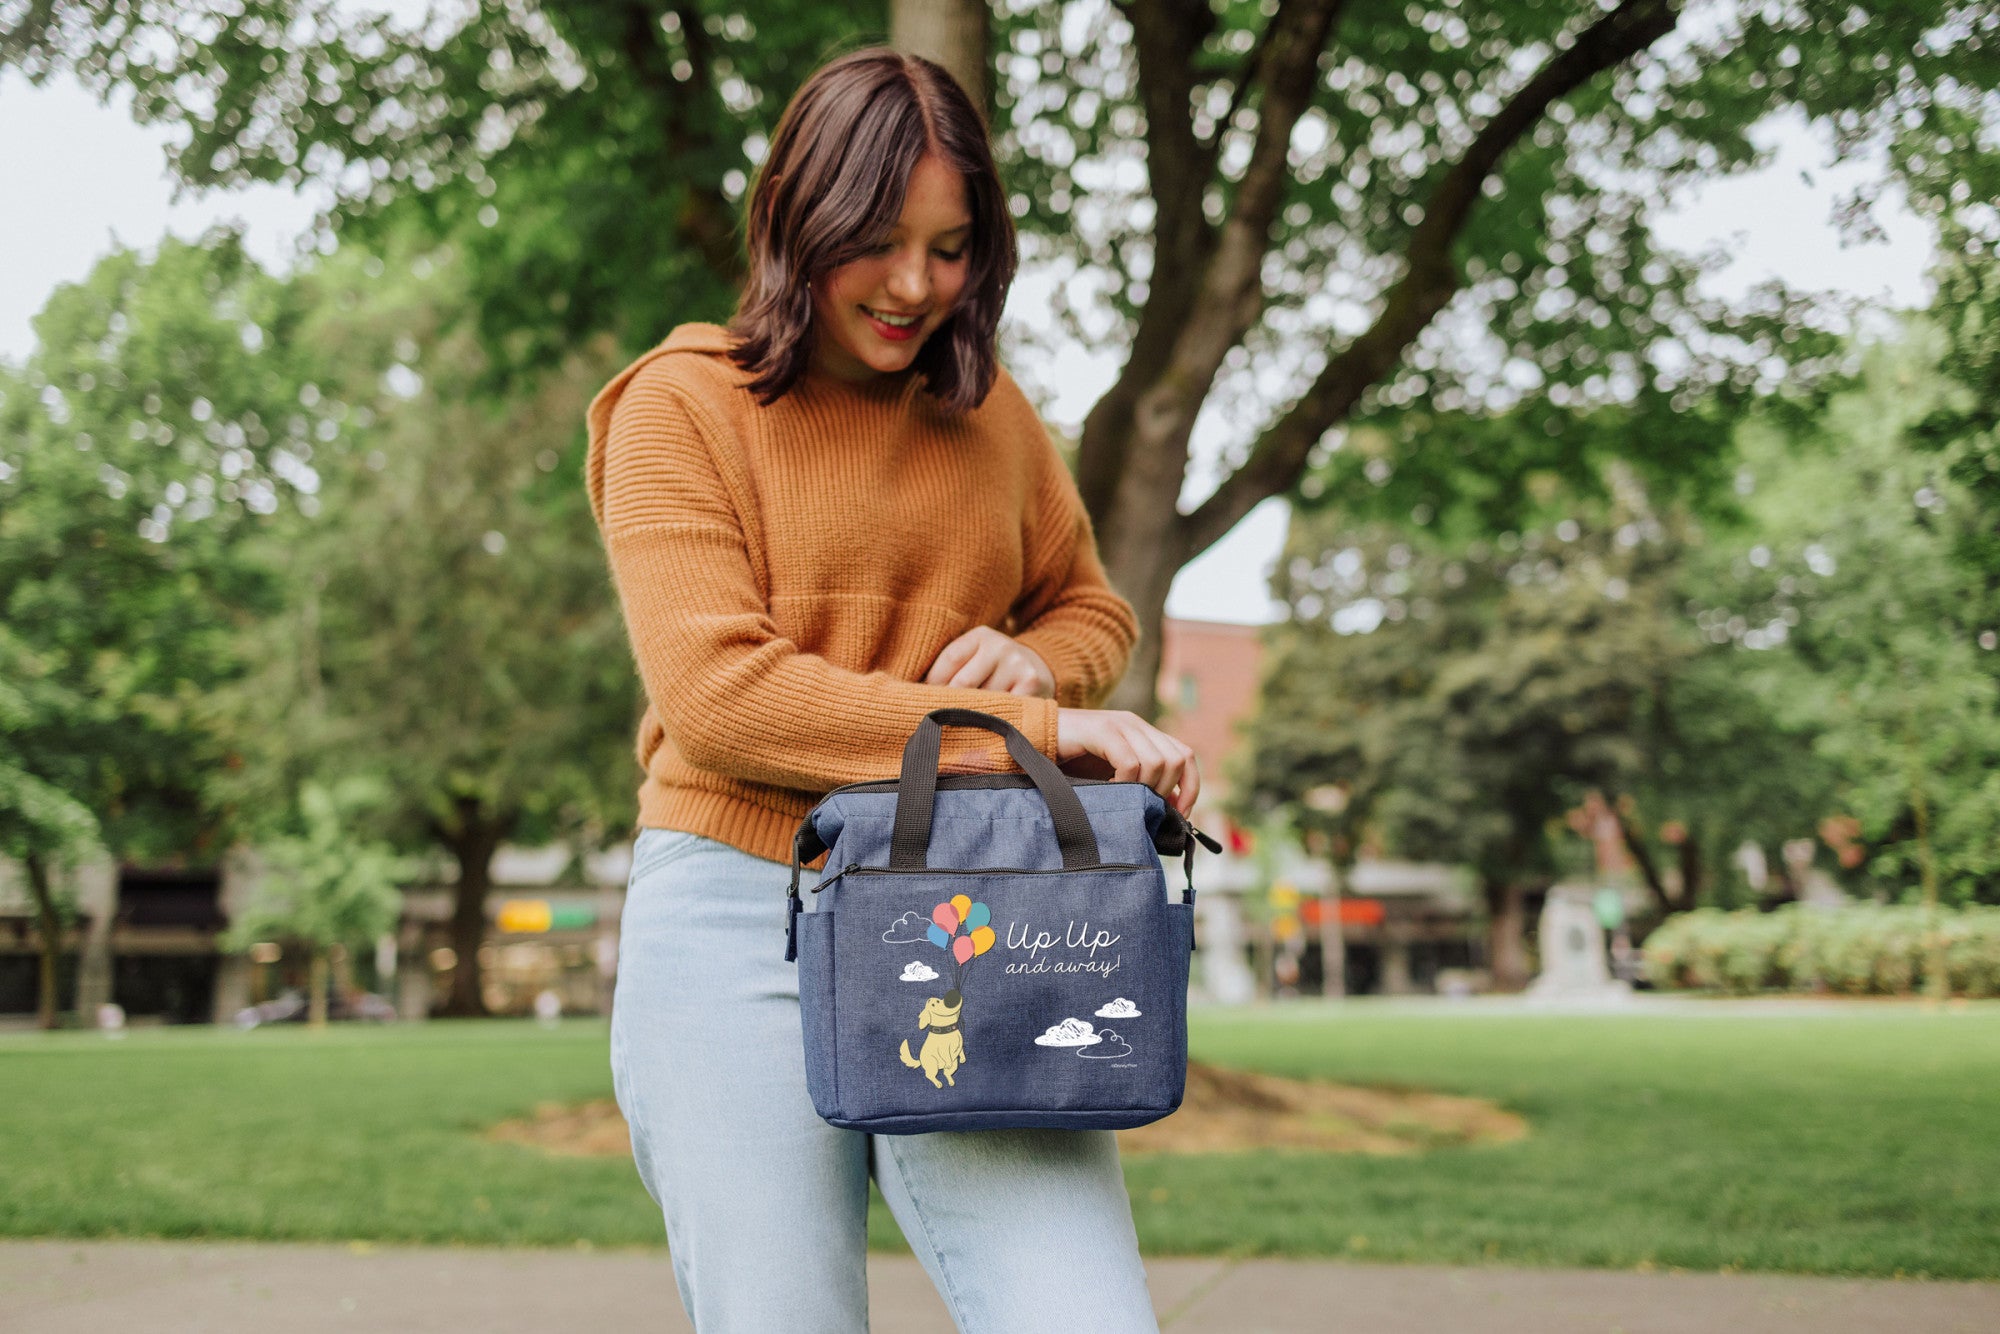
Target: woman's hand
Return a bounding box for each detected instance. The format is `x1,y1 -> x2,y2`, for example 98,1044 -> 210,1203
924,625 -> 1055,698
1056,709 -> 1202,818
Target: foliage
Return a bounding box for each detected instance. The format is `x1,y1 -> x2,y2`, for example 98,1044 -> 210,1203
0,627 -> 100,870
1238,453 -> 1833,927
0,228 -> 317,865
0,227 -> 336,1023
2,220 -> 644,1016
1244,315 -> 2000,1002
1687,328 -> 2000,904
219,776 -> 410,959
198,227 -> 638,852
1,1 -> 881,392
189,225 -> 641,1014
15,5 -> 2000,726
1910,240 -> 2000,598
1643,903 -> 2000,998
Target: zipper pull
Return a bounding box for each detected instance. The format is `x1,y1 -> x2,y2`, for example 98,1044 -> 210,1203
813,862 -> 863,894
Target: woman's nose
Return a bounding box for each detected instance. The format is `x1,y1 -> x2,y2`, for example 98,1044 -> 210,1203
885,250 -> 930,306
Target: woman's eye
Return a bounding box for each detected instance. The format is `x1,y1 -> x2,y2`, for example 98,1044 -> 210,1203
935,249 -> 966,261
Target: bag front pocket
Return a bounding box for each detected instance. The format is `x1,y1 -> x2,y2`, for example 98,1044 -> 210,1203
809,865 -> 1187,1128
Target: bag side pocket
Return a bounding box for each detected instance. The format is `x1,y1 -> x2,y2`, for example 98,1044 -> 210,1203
797,908 -> 842,1123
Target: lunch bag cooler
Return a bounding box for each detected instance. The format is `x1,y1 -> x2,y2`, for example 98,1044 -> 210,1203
785,707 -> 1221,1134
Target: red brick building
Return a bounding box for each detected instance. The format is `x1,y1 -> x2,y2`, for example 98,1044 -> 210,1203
1153,616 -> 1267,835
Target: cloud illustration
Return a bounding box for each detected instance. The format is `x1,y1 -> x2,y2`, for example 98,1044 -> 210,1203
900,961 -> 939,982
1095,998 -> 1141,1019
1034,1017 -> 1103,1048
882,912 -> 930,944
1078,1028 -> 1134,1060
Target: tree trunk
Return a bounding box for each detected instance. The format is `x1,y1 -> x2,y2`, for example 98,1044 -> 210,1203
1319,859 -> 1348,998
308,948 -> 329,1029
1677,834 -> 1703,912
891,0 -> 990,121
437,798 -> 508,1018
23,851 -> 63,1030
332,941 -> 355,1008
1103,538 -> 1185,722
1483,876 -> 1531,992
1908,737 -> 1949,1000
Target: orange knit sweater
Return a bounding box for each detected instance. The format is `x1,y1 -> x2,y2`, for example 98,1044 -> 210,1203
583,322 -> 1141,868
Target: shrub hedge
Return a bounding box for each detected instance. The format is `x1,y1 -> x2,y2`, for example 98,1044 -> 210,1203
1642,903 -> 2000,997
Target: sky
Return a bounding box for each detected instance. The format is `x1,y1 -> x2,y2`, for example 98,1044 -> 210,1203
0,68 -> 1939,627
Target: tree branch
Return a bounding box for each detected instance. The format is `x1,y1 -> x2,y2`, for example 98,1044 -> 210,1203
1130,0 -> 1345,446
1115,0 -> 1214,251
1084,0 -> 1223,518
1612,802 -> 1674,914
1181,0 -> 1680,556
1202,7 -> 1279,157
616,1 -> 741,284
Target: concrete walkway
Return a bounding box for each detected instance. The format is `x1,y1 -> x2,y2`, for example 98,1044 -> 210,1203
4,1240 -> 1996,1332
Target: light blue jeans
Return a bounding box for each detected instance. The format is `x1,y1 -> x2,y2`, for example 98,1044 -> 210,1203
608,826 -> 1162,1333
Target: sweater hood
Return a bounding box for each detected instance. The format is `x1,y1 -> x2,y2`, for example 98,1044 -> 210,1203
584,322 -> 739,531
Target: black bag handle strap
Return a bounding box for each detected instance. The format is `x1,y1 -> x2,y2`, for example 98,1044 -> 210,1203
890,708 -> 1101,869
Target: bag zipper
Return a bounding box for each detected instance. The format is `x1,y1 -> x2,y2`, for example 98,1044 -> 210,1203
812,773 -> 1130,800
814,861 -> 1154,894
784,777 -> 1221,966
803,774 -> 1222,857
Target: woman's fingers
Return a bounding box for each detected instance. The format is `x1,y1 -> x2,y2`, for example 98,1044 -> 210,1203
945,637 -> 1006,689
1094,712 -> 1191,807
1175,747 -> 1202,815
1053,708 -> 1202,815
1135,723 -> 1200,815
1122,721 -> 1173,794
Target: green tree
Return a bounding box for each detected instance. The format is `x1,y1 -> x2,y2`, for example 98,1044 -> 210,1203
1239,462 -> 1832,987
0,229 -> 317,1025
2,223 -> 638,1022
2,1 -> 874,392
220,776 -> 411,1027
1690,329 -> 2000,914
205,231 -> 639,1016
0,627 -> 100,1028
1909,213 -> 2000,613
13,2 -> 1993,717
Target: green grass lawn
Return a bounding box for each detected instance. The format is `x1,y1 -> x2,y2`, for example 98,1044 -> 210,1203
4,1004 -> 1997,1278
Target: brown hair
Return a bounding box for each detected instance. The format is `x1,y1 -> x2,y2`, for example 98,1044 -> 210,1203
726,46 -> 1017,414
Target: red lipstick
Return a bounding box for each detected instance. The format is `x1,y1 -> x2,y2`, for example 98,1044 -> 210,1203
862,307 -> 922,342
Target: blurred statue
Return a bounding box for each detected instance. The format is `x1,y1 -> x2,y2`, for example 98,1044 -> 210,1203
1529,886 -> 1631,1000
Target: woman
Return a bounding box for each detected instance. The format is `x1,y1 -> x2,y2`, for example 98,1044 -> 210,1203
583,46 -> 1199,1333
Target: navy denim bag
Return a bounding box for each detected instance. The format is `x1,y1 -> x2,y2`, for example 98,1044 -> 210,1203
785,707 -> 1221,1134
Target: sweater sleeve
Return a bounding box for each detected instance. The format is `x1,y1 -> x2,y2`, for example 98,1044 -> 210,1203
1007,423 -> 1142,711
596,368 -> 1062,792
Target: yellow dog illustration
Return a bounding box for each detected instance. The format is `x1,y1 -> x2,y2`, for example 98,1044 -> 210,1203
898,988 -> 966,1088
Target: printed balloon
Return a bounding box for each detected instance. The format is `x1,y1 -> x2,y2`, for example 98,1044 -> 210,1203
927,924 -> 951,950
964,902 -> 991,930
950,894 -> 972,923
952,935 -> 975,964
931,903 -> 959,933
970,925 -> 996,956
